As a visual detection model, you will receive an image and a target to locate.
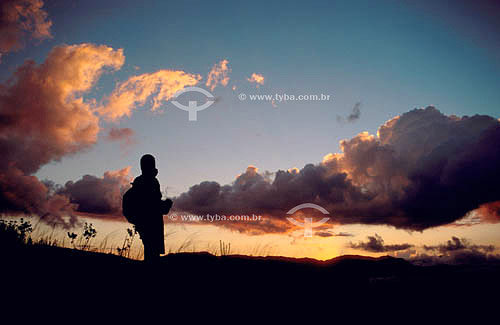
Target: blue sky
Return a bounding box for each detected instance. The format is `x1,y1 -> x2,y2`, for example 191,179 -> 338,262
8,0 -> 495,197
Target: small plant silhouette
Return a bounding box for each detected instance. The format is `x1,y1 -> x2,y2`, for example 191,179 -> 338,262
1,217 -> 245,261
67,232 -> 78,246
117,226 -> 137,258
220,240 -> 231,256
0,218 -> 33,246
82,222 -> 97,251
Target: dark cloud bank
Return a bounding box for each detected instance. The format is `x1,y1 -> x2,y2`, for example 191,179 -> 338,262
349,234 -> 499,265
349,234 -> 413,252
413,236 -> 499,265
174,106 -> 500,232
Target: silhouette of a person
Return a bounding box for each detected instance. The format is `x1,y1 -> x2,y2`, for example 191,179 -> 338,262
132,154 -> 172,262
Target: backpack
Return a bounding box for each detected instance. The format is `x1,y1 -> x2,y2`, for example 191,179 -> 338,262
122,185 -> 139,224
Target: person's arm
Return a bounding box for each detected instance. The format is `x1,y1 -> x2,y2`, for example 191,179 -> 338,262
162,198 -> 173,215
154,178 -> 172,214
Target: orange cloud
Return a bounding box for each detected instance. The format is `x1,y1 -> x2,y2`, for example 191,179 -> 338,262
100,70 -> 202,121
474,201 -> 500,224
247,73 -> 264,86
0,0 -> 52,60
206,59 -> 230,91
0,43 -> 124,174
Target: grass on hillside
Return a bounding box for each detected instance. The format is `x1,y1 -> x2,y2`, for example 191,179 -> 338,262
0,218 -> 276,260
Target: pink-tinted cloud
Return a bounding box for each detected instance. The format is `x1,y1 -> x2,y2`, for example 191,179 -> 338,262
205,59 -> 230,91
0,43 -> 124,174
60,167 -> 132,216
105,127 -> 136,148
99,70 -> 202,121
0,0 -> 52,60
0,43 -> 124,227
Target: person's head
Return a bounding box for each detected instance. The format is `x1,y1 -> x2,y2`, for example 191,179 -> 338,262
140,154 -> 158,177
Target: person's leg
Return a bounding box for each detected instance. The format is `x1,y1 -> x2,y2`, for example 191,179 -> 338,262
143,241 -> 159,263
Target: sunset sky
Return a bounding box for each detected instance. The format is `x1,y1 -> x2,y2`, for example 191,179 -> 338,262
1,0 -> 500,261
